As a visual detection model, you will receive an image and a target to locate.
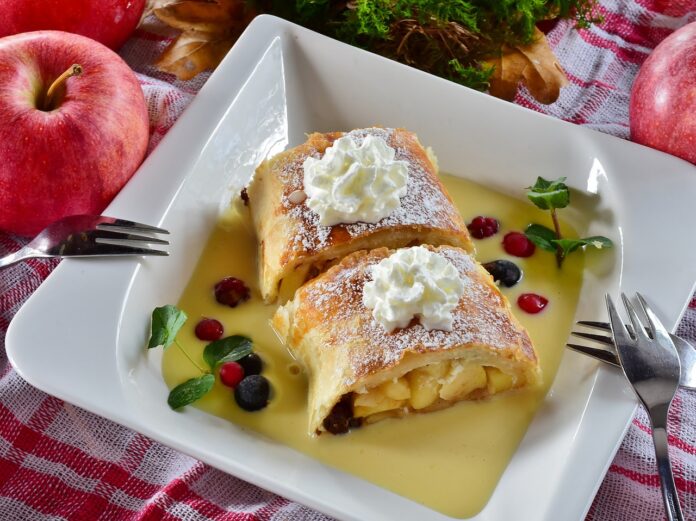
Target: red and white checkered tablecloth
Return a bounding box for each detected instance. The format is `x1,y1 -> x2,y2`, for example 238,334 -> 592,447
1,2 -> 696,519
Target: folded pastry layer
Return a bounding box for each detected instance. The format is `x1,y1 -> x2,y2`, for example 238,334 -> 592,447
273,246 -> 540,435
246,128 -> 473,303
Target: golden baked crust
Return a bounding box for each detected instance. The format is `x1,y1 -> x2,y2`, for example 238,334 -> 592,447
273,245 -> 540,435
246,127 -> 473,303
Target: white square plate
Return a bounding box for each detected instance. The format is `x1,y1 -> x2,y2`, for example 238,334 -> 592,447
7,15 -> 696,521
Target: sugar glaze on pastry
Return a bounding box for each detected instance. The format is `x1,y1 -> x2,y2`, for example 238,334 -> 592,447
245,127 -> 473,303
273,245 -> 541,435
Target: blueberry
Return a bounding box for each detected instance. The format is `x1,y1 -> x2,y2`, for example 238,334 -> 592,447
482,260 -> 522,288
238,353 -> 263,376
234,375 -> 270,411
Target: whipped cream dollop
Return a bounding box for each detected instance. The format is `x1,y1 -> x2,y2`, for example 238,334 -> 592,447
302,134 -> 409,226
362,247 -> 466,332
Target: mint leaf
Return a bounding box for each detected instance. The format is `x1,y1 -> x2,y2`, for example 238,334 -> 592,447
582,236 -> 613,250
167,374 -> 215,410
551,238 -> 585,257
525,224 -> 557,252
529,176 -> 553,190
148,305 -> 187,349
551,236 -> 613,257
203,335 -> 253,369
526,176 -> 570,210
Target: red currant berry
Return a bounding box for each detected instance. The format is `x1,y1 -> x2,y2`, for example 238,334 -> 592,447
517,293 -> 549,314
219,362 -> 245,388
214,277 -> 250,307
503,232 -> 536,257
194,318 -> 224,341
467,216 -> 500,239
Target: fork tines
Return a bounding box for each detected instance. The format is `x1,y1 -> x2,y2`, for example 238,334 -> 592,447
93,218 -> 169,256
570,330 -> 614,346
566,342 -> 620,366
568,319 -> 620,365
576,320 -> 612,331
96,217 -> 170,235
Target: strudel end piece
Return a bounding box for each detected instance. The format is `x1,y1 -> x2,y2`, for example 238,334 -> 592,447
272,245 -> 540,435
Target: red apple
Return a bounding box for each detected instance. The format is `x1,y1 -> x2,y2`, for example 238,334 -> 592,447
0,31 -> 149,236
630,22 -> 696,165
0,0 -> 145,51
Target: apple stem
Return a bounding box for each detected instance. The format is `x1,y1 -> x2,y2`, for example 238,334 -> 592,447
44,64 -> 83,110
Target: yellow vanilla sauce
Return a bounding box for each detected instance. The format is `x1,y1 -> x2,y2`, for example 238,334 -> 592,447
163,175 -> 584,518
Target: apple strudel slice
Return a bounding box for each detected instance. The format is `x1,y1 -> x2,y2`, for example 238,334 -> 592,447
245,127 -> 473,303
272,245 -> 540,435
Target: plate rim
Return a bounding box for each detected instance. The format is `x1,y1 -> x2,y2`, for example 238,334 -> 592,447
7,14 -> 696,521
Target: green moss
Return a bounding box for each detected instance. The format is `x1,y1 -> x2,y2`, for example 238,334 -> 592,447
294,0 -> 331,23
250,0 -> 600,91
350,0 -> 395,38
447,59 -> 494,91
338,1 -> 477,40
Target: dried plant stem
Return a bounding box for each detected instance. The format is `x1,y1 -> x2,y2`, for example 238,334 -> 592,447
551,208 -> 563,267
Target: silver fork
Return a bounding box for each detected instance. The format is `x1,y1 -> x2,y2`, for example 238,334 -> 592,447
567,322 -> 696,391
606,293 -> 684,521
0,215 -> 169,268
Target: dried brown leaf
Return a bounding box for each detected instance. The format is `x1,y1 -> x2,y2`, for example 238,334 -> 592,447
486,28 -> 568,104
486,46 -> 528,101
153,0 -> 255,80
155,0 -> 243,31
141,0 -> 177,24
155,31 -> 233,80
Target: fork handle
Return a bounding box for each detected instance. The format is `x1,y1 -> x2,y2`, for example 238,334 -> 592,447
0,246 -> 35,268
652,421 -> 684,521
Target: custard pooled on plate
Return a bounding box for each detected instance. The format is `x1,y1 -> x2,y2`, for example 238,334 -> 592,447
273,245 -> 541,435
245,127 -> 472,303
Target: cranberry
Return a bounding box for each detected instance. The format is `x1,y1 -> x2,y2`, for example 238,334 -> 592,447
518,293 -> 549,314
503,232 -> 536,257
214,277 -> 250,307
467,216 -> 499,239
194,318 -> 224,341
219,361 -> 245,388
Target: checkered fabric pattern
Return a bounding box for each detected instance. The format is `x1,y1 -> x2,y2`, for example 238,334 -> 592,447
1,2 -> 695,519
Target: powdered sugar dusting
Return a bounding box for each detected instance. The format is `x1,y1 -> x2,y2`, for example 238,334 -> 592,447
277,128 -> 463,257
298,247 -> 533,386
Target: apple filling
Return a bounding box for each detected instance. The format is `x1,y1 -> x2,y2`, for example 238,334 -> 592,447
277,264 -> 313,302
352,361 -> 516,423
277,259 -> 340,302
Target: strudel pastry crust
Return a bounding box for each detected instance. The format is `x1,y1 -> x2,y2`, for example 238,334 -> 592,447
246,127 -> 473,303
273,245 -> 540,435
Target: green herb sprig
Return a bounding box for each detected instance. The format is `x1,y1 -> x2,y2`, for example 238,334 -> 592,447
147,305 -> 252,410
524,176 -> 612,267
